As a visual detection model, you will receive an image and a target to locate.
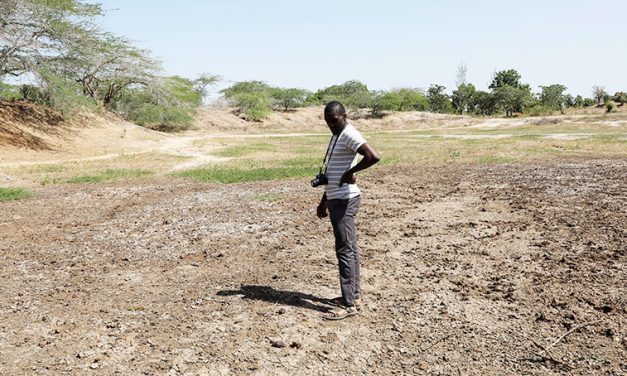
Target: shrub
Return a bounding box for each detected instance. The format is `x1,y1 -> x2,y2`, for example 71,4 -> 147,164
526,104 -> 553,117
233,92 -> 272,121
606,101 -> 616,113
111,76 -> 201,131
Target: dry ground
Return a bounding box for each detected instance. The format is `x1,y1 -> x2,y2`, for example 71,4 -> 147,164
1,159 -> 625,375
1,103 -> 626,375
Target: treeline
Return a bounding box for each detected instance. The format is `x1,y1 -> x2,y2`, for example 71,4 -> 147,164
223,69 -> 626,121
1,1 -> 625,130
0,0 -> 219,130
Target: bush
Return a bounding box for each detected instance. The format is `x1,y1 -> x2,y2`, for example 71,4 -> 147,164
526,104 -> 553,117
606,101 -> 616,113
34,71 -> 97,115
0,82 -> 23,100
233,92 -> 272,121
396,88 -> 428,111
111,76 -> 201,131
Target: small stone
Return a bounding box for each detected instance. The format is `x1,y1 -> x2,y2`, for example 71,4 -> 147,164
268,338 -> 287,348
290,341 -> 302,349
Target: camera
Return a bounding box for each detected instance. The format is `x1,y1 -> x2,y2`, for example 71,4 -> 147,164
310,173 -> 328,187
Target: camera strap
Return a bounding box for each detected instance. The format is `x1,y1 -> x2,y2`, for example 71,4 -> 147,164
320,130 -> 343,175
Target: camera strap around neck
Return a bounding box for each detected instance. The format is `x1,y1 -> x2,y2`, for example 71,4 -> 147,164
320,129 -> 343,175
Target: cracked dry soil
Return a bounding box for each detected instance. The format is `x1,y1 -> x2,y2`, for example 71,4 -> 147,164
1,159 -> 625,375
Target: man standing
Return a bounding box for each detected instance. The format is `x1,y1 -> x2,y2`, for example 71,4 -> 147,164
316,101 -> 381,320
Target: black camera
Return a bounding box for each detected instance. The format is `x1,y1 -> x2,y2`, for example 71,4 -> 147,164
310,173 -> 328,187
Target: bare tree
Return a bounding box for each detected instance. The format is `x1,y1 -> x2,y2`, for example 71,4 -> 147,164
592,86 -> 607,105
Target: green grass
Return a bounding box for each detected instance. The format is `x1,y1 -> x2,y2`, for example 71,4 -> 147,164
179,165 -> 316,184
0,187 -> 33,202
43,168 -> 153,185
216,142 -> 278,157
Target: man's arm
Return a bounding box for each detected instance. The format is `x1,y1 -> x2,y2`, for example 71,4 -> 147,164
339,143 -> 381,186
317,192 -> 328,218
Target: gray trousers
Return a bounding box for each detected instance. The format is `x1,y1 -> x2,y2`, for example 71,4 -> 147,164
328,196 -> 361,306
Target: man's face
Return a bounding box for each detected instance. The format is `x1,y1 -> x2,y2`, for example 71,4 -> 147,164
325,110 -> 346,134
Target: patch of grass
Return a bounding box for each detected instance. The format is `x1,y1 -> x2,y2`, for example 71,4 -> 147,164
43,168 -> 153,185
216,142 -> 277,157
179,165 -> 316,184
0,187 -> 33,202
255,193 -> 282,202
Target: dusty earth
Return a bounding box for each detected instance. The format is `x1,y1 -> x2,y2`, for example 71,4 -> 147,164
0,158 -> 625,375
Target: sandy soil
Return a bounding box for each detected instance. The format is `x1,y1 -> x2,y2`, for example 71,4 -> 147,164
0,159 -> 625,375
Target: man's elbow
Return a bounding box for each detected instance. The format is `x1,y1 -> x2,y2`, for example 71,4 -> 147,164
370,152 -> 381,164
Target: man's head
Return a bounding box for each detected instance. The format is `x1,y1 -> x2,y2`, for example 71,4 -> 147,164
324,101 -> 347,135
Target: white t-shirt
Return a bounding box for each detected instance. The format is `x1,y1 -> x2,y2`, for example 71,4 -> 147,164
324,123 -> 367,200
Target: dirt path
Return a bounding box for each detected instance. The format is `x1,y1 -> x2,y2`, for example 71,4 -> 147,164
1,158 -> 625,375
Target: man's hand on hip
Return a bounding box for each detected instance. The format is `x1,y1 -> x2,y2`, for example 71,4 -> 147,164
339,171 -> 356,186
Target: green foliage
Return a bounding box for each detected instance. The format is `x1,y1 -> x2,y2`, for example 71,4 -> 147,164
426,84 -> 453,113
221,81 -> 271,99
0,187 -> 32,202
489,69 -> 524,89
613,92 -> 627,106
38,70 -> 97,115
493,85 -> 532,117
269,87 -> 310,111
314,80 -> 372,110
193,73 -> 221,101
470,91 -> 496,116
396,88 -> 428,111
575,96 -> 596,107
526,103 -> 553,117
452,83 -> 476,114
370,91 -> 401,117
606,101 -> 616,113
111,76 -> 201,131
19,84 -> 48,102
233,92 -> 272,121
0,81 -> 23,100
539,84 -> 567,111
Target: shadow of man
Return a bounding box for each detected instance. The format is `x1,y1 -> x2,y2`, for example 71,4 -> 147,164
217,285 -> 332,313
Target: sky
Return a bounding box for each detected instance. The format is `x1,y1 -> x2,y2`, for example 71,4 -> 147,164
98,0 -> 627,98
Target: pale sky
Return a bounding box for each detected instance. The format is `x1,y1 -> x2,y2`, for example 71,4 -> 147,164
99,0 -> 627,97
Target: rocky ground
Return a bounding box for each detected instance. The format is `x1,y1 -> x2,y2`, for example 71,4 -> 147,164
0,158 -> 625,375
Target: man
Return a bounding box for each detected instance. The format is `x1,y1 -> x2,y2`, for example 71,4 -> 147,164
317,101 -> 380,320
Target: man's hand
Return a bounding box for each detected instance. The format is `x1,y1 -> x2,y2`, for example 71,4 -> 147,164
339,171 -> 356,186
317,201 -> 328,219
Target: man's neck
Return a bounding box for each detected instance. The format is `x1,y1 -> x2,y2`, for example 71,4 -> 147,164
333,122 -> 347,135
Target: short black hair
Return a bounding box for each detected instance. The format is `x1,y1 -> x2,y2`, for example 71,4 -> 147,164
324,101 -> 345,115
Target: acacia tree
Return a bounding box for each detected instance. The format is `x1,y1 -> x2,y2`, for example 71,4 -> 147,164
49,30 -> 159,107
270,87 -> 309,111
0,0 -> 103,78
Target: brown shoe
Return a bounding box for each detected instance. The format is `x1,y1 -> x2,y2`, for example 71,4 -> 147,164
329,297 -> 363,311
323,305 -> 359,320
